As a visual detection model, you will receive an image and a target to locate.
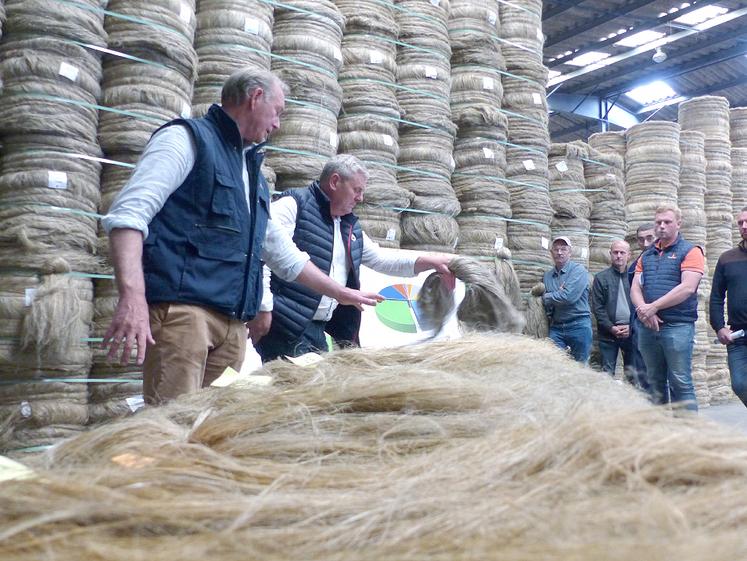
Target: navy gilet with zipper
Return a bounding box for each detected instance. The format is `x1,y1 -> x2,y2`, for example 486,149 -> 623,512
640,235 -> 700,323
268,181 -> 364,344
142,104 -> 270,321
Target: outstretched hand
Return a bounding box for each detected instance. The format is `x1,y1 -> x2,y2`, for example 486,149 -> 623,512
102,294 -> 155,365
338,288 -> 384,311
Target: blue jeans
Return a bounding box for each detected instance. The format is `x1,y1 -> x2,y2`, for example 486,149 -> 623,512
727,342 -> 747,407
637,321 -> 697,411
257,320 -> 329,362
549,317 -> 593,364
598,335 -> 641,387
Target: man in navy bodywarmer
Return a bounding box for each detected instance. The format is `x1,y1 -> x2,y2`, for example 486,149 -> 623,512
255,155 -> 454,361
709,207 -> 747,407
102,69 -> 381,404
631,205 -> 704,412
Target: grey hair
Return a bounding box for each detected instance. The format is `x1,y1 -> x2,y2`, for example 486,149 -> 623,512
221,68 -> 289,107
320,154 -> 370,184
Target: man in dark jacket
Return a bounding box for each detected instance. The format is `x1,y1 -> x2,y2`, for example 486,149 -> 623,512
709,206 -> 747,407
256,154 -> 453,361
592,240 -> 639,385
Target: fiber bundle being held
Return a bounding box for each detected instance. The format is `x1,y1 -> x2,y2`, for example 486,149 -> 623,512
624,121 -> 680,239
267,0 -> 345,190
191,0 -> 274,117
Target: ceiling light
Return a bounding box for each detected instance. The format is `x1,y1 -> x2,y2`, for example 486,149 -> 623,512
674,4 -> 728,25
616,30 -> 665,47
566,51 -> 610,66
652,47 -> 667,63
626,80 -> 678,105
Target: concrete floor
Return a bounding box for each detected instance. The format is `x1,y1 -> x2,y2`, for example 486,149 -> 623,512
702,400 -> 747,433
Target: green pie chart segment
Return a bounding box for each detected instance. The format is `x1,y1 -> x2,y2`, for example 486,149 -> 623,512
375,284 -> 422,333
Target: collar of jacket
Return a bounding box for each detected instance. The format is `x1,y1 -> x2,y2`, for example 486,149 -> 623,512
205,104 -> 267,155
553,261 -> 573,276
309,180 -> 358,223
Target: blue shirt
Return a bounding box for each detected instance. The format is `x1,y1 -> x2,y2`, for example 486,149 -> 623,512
542,261 -> 591,325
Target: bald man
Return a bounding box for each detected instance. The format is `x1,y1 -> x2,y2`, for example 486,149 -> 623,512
592,240 -> 640,386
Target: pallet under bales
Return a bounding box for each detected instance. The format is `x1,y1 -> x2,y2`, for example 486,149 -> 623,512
4,335 -> 747,560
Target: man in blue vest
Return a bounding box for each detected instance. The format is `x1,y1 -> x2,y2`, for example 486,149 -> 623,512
255,154 -> 454,361
102,69 -> 381,404
631,204 -> 704,412
709,207 -> 747,407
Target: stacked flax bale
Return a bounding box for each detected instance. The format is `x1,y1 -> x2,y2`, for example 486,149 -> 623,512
584,133 -> 627,274
395,0 -> 460,253
679,131 -> 709,406
14,336 -> 747,559
549,142 -> 591,269
499,0 -> 552,292
191,0 -> 274,117
0,0 -> 106,450
266,1 -> 345,190
678,96 -> 733,403
336,0 -> 408,247
92,0 -> 199,423
730,108 -> 747,243
448,0 -> 512,258
624,121 -> 680,238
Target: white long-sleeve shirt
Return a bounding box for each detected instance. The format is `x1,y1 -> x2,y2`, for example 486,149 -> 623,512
102,124 -> 310,285
262,195 -> 417,319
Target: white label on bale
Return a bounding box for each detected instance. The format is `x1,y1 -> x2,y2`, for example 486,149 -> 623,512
581,247 -> 589,258
48,171 -> 68,190
382,134 -> 394,147
450,155 -> 456,171
19,401 -> 32,418
329,131 -> 338,148
541,236 -> 550,249
606,173 -> 617,181
482,147 -> 495,159
369,50 -> 384,64
555,160 -> 569,172
125,395 -> 145,412
487,11 -> 497,26
385,228 -> 397,241
244,17 -> 260,35
494,237 -> 504,250
532,92 -> 543,105
24,288 -> 37,307
333,46 -> 343,62
522,159 -> 535,171
58,62 -> 79,82
482,76 -> 494,90
430,0 -> 440,6
179,3 -> 191,23
424,66 -> 438,79
181,102 -> 191,118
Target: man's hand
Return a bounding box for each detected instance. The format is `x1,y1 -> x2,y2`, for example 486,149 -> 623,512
611,325 -> 630,339
643,314 -> 663,332
717,327 -> 733,345
103,293 -> 154,365
337,288 -> 384,311
415,254 -> 456,291
246,311 -> 272,345
636,302 -> 658,322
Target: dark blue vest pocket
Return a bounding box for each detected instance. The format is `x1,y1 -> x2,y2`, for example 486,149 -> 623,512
208,172 -> 242,232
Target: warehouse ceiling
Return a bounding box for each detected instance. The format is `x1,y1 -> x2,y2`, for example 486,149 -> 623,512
543,0 -> 747,141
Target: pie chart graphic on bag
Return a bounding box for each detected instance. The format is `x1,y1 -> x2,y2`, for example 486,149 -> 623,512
375,283 -> 425,333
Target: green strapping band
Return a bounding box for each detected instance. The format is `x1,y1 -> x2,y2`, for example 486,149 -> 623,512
340,109 -> 443,132
551,188 -> 607,194
497,107 -> 545,126
65,39 -> 171,70
512,258 -> 552,267
0,378 -> 141,385
466,214 -> 549,228
10,445 -> 54,454
66,272 -> 116,280
25,93 -> 164,124
498,139 -> 546,155
338,77 -> 449,101
580,156 -> 613,168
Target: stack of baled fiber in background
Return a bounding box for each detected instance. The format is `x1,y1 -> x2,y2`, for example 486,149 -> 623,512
499,0 -> 553,294
336,0 -> 409,247
91,0 -> 199,425
448,0 -> 511,259
266,0 -> 345,191
394,0 -> 460,253
0,0 -> 105,452
548,141 -> 591,270
678,130 -> 710,407
730,107 -> 747,244
679,96 -> 733,404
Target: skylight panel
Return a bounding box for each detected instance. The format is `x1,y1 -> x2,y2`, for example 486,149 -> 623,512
625,80 -> 678,105
615,30 -> 665,47
548,70 -> 562,79
566,51 -> 610,67
674,4 -> 728,25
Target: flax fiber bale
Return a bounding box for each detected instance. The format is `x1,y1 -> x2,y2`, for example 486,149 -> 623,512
692,281 -> 712,407
678,130 -> 707,248
14,335 -> 747,559
448,0 -> 502,67
731,107 -> 747,149
624,121 -> 680,238
191,0 -> 274,117
731,147 -> 747,245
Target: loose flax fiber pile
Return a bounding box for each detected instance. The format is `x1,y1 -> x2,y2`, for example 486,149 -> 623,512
7,334 -> 747,559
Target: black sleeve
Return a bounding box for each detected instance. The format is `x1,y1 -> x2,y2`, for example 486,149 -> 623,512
709,258 -> 727,332
592,274 -> 613,334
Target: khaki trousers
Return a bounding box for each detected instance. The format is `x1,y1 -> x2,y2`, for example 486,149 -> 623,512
143,303 -> 246,405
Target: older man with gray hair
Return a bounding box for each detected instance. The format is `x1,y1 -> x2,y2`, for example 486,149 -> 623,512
102,69 -> 380,404
256,154 -> 454,361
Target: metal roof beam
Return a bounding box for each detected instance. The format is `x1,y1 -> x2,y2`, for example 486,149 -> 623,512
547,1 -> 707,68
545,0 -> 658,48
542,0 -> 587,21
